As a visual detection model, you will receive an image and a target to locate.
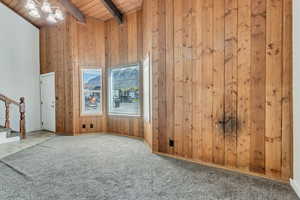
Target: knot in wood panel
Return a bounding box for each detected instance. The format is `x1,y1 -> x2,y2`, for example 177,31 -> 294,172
217,115 -> 239,134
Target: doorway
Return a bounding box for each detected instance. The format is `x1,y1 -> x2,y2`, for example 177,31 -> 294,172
40,72 -> 56,132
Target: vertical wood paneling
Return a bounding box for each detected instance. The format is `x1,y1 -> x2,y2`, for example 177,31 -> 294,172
151,0 -> 160,151
224,0 -> 238,168
250,0 -> 266,174
173,0 -> 184,156
182,0 -> 193,158
40,0 -> 292,181
127,13 -> 138,63
265,0 -> 283,178
165,0 -> 175,154
212,0 -> 225,165
76,18 -> 106,134
200,0 -> 214,162
157,0 -> 167,153
148,0 -> 292,181
70,17 -> 80,135
192,0 -> 202,161
105,11 -> 144,138
40,19 -> 73,135
281,0 -> 293,180
237,0 -> 251,170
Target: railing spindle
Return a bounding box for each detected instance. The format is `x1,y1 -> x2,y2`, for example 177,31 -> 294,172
0,94 -> 26,140
19,97 -> 26,139
5,101 -> 10,129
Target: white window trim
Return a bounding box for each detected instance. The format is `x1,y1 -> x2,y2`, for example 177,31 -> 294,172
80,68 -> 103,116
107,64 -> 141,117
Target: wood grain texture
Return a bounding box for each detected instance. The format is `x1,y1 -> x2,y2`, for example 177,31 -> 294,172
71,0 -> 142,21
200,0 -> 214,162
281,0 -> 293,180
39,0 -> 293,181
224,0 -> 238,168
237,0 -> 251,170
173,0 -> 184,156
73,17 -> 106,134
192,0 -> 202,161
265,0 -> 283,178
59,0 -> 86,23
212,0 -> 225,165
40,17 -> 74,134
148,0 -> 293,181
1,0 -> 142,27
250,0 -> 266,174
105,11 -> 144,138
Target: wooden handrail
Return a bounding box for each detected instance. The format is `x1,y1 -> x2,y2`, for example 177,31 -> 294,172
0,94 -> 19,106
0,93 -> 26,139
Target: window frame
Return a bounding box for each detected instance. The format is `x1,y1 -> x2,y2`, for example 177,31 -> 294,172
80,67 -> 103,116
107,63 -> 142,117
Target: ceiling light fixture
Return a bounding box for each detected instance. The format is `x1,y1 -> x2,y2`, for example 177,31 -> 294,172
25,0 -> 36,10
25,0 -> 64,23
29,9 -> 40,18
47,13 -> 57,23
41,0 -> 52,13
54,9 -> 64,21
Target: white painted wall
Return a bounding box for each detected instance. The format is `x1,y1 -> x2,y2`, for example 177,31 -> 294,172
0,3 -> 41,132
292,0 -> 300,197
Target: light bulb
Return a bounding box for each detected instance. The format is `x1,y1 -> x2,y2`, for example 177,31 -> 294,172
41,0 -> 52,13
29,9 -> 40,18
25,0 -> 36,10
54,9 -> 64,21
47,14 -> 57,23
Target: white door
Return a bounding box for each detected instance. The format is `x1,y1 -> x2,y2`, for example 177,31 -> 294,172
40,73 -> 56,132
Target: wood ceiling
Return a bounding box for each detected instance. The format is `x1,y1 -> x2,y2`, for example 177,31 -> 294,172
0,0 -> 143,27
71,0 -> 142,21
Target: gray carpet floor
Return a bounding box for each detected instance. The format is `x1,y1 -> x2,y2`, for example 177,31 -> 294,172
0,134 -> 298,200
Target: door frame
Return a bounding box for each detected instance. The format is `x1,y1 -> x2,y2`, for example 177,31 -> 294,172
40,72 -> 56,132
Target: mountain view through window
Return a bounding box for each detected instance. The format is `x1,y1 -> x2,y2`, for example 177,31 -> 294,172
109,65 -> 140,115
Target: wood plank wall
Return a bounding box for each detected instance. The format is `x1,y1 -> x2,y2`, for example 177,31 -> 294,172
105,11 -> 144,138
73,18 -> 107,134
40,12 -> 144,138
40,18 -> 75,134
40,0 -> 292,181
147,0 -> 293,181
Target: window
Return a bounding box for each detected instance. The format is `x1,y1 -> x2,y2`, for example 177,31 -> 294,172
109,65 -> 140,116
81,68 -> 102,115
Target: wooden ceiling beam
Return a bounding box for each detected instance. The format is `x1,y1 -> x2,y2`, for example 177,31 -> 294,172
100,0 -> 123,24
59,0 -> 86,23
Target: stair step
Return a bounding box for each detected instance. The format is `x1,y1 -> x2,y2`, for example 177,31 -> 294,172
0,127 -> 20,144
0,127 -> 11,133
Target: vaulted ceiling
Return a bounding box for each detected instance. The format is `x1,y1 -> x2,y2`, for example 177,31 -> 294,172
0,0 -> 143,27
70,0 -> 142,21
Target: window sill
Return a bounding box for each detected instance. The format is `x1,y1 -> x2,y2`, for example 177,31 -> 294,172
108,113 -> 142,118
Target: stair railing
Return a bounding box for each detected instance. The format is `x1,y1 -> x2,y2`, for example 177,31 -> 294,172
0,94 -> 26,139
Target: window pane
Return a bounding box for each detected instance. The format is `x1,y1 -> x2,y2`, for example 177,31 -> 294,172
109,65 -> 140,115
81,69 -> 102,115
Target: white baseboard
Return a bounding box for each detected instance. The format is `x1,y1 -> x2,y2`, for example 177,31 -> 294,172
290,179 -> 300,198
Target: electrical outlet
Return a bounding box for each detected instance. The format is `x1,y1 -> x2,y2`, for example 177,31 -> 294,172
169,139 -> 174,147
